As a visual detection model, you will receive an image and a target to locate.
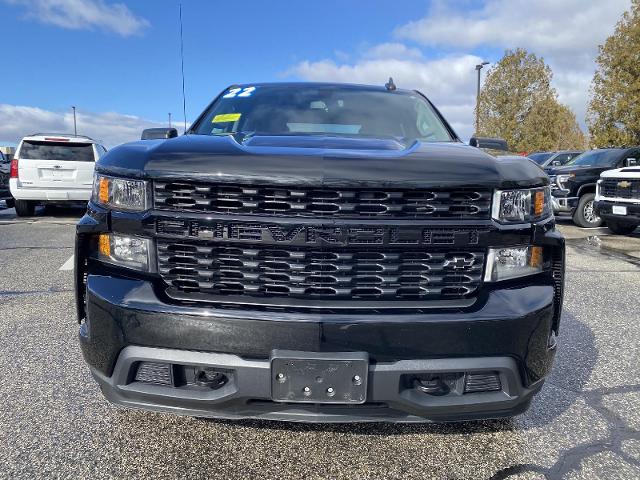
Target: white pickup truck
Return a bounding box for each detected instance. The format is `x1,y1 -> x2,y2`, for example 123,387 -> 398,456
595,166 -> 640,235
9,133 -> 107,216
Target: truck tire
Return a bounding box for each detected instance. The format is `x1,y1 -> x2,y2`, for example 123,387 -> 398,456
573,193 -> 603,228
14,199 -> 35,217
607,220 -> 639,235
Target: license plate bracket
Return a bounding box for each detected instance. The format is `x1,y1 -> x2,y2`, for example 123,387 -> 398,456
613,205 -> 627,215
271,350 -> 368,404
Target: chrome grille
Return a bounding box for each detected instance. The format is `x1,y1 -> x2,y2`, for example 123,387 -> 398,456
601,179 -> 640,199
153,181 -> 492,218
157,240 -> 485,301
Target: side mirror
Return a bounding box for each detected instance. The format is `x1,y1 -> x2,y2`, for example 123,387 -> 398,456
141,128 -> 178,140
625,157 -> 638,167
469,136 -> 509,152
552,160 -> 562,166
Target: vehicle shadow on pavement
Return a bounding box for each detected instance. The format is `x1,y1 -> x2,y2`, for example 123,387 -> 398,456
207,310 -> 597,437
0,204 -> 85,220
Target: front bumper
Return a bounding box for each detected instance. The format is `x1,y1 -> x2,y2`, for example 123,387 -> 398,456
91,345 -> 543,423
552,195 -> 578,214
595,200 -> 640,223
79,271 -> 559,422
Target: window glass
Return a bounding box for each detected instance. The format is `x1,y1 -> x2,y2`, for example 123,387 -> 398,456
193,85 -> 454,142
528,153 -> 554,165
566,149 -> 623,167
19,141 -> 95,162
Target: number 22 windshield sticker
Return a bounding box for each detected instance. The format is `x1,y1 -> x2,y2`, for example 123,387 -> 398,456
223,86 -> 256,98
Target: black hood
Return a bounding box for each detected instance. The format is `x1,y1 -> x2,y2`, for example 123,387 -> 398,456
98,134 -> 548,189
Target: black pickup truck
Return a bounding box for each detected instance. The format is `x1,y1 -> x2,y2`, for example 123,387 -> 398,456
75,82 -> 564,422
548,148 -> 640,227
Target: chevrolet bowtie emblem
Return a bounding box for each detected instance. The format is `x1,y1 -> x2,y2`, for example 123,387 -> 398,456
618,180 -> 632,188
444,256 -> 474,270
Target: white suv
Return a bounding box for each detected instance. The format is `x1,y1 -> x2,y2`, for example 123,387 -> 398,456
9,133 -> 107,216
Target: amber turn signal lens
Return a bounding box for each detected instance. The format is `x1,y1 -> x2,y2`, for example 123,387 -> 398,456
99,177 -> 110,203
529,246 -> 543,268
98,233 -> 111,257
534,190 -> 545,216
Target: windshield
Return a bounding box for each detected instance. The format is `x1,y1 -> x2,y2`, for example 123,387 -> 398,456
192,85 -> 454,142
565,149 -> 622,167
19,141 -> 95,162
528,152 -> 554,165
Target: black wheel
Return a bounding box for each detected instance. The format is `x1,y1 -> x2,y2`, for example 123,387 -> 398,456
573,193 -> 603,228
14,199 -> 35,217
607,220 -> 639,235
4,197 -> 14,209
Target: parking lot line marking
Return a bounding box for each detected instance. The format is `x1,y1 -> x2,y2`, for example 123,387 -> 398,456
59,255 -> 75,271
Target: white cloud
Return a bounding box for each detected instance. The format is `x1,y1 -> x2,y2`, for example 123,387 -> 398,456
287,54 -> 482,139
363,42 -> 423,60
395,0 -> 632,128
4,0 -> 149,36
396,0 -> 629,57
0,104 -> 165,147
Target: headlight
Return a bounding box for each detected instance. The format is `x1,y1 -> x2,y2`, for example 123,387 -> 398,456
484,246 -> 543,282
492,187 -> 551,223
98,233 -> 151,270
556,174 -> 574,191
92,174 -> 148,211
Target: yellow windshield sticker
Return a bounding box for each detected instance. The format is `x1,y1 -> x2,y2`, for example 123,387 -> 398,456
212,113 -> 241,123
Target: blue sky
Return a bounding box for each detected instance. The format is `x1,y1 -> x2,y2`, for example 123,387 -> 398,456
0,0 -> 632,146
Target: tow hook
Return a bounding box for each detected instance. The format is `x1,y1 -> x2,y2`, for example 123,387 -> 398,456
414,376 -> 450,396
195,368 -> 228,389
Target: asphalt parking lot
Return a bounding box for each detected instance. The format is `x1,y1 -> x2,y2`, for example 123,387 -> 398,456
0,205 -> 638,480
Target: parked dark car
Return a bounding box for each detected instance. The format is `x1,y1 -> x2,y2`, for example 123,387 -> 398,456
0,152 -> 15,208
529,151 -> 583,170
548,148 -> 640,227
75,82 -> 565,423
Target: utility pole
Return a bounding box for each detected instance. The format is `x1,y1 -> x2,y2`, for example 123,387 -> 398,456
475,61 -> 489,134
72,106 -> 77,135
168,112 -> 172,128
179,3 -> 187,133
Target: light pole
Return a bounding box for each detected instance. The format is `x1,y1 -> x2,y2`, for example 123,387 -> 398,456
72,106 -> 77,135
168,112 -> 172,128
475,61 -> 489,134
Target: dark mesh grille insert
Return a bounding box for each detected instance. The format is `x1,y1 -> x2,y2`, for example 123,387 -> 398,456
601,179 -> 640,199
157,240 -> 485,301
154,181 -> 492,219
135,362 -> 172,386
464,372 -> 502,393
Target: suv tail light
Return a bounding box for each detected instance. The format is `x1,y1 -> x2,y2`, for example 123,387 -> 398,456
9,158 -> 18,178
